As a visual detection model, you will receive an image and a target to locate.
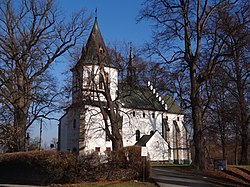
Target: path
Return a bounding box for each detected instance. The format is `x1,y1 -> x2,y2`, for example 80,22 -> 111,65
151,167 -> 218,187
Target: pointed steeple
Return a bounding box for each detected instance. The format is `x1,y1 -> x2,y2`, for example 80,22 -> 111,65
127,46 -> 137,86
80,16 -> 115,68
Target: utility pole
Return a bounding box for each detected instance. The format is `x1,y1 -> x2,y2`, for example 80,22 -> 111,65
39,118 -> 42,150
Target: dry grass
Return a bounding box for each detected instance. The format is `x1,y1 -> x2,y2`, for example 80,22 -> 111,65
177,165 -> 250,187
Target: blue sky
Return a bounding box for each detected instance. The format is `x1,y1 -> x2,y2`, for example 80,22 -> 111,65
32,0 -> 152,147
60,0 -> 151,45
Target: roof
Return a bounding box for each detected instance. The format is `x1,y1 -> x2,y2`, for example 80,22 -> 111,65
135,134 -> 154,146
135,130 -> 169,147
77,18 -> 116,68
119,84 -> 183,114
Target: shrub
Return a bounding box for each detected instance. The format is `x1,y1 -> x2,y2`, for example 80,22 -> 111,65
76,146 -> 151,182
110,146 -> 151,180
0,150 -> 77,184
76,152 -> 108,181
0,146 -> 151,184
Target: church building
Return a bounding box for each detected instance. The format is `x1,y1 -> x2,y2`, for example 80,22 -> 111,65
58,18 -> 191,163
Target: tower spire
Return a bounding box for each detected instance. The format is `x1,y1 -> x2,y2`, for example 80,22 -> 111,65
79,13 -> 115,68
127,45 -> 136,86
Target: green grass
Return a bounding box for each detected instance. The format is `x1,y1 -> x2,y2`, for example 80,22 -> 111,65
151,162 -> 191,167
73,181 -> 156,187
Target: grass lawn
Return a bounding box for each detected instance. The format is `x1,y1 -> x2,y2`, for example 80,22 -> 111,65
151,162 -> 191,167
71,181 -> 156,187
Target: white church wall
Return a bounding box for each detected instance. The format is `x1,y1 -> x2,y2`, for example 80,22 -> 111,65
121,108 -> 164,147
60,103 -> 190,162
146,131 -> 169,161
82,105 -> 112,155
59,114 -> 68,150
60,108 -> 80,151
104,66 -> 118,101
161,113 -> 184,161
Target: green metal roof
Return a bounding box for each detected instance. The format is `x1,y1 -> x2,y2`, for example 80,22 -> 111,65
119,84 -> 183,114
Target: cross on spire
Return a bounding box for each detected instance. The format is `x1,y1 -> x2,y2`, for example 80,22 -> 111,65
95,8 -> 98,20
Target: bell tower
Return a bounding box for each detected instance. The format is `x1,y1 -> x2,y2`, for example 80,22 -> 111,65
71,17 -> 118,104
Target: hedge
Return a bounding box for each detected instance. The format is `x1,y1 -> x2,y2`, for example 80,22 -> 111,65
0,146 -> 151,184
0,150 -> 77,184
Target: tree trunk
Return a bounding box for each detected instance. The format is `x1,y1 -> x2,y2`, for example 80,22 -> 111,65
109,108 -> 123,151
190,64 -> 206,171
112,132 -> 123,151
14,107 -> 28,151
239,111 -> 249,164
99,66 -> 124,152
234,133 -> 239,165
220,121 -> 227,160
222,136 -> 227,160
238,88 -> 249,165
235,55 -> 249,165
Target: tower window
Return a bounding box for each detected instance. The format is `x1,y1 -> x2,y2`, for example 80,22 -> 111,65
152,112 -> 155,118
99,46 -> 104,54
133,111 -> 135,117
86,71 -> 92,86
99,73 -> 104,89
177,117 -> 180,121
143,112 -> 145,118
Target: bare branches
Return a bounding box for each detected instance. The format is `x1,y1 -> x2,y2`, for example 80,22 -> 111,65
0,0 -> 91,151
139,0 -> 247,170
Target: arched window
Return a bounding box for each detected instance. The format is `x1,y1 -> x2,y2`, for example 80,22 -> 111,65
173,120 -> 180,132
152,112 -> 155,118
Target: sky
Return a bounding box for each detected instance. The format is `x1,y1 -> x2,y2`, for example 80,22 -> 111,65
31,0 -> 152,147
60,0 -> 151,45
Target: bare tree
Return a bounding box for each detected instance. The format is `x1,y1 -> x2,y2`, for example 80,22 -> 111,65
216,3 -> 250,164
98,64 -> 124,151
138,0 -> 239,170
205,70 -> 236,162
0,0 -> 91,151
